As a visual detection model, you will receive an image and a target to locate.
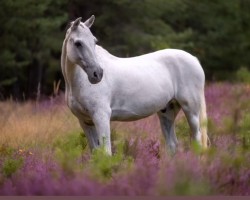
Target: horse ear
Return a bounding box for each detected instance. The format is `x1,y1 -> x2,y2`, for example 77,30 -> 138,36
84,15 -> 95,28
72,17 -> 82,30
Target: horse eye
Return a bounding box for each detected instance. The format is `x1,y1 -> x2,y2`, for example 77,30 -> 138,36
75,41 -> 82,48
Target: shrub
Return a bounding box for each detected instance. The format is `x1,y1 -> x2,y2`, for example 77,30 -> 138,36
53,131 -> 88,174
89,142 -> 133,181
2,158 -> 23,178
236,67 -> 250,84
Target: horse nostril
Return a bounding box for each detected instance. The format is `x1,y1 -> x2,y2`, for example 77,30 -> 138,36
93,71 -> 98,78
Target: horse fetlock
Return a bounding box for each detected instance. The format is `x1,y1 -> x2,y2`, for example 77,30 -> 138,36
98,135 -> 112,155
167,142 -> 177,156
193,131 -> 202,144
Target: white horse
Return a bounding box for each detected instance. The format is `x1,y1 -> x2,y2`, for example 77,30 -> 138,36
61,16 -> 208,155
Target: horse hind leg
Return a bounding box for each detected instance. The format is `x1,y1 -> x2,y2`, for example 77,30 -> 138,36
179,96 -> 203,147
158,100 -> 181,155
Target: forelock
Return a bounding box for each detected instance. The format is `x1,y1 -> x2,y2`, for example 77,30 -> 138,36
66,21 -> 89,35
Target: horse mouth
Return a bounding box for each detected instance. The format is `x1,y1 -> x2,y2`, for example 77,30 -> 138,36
89,77 -> 102,84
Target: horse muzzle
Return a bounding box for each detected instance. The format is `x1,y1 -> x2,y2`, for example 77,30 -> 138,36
88,67 -> 103,84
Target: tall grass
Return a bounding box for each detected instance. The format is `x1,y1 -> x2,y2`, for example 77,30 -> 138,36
0,97 -> 80,149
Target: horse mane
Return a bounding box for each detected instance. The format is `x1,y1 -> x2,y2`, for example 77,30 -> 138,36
61,32 -> 71,97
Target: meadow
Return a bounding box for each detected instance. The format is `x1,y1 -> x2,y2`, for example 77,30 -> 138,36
0,82 -> 250,195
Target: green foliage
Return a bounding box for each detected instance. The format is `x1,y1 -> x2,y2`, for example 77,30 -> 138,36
190,141 -> 203,155
171,178 -> 211,195
221,153 -> 247,171
236,67 -> 250,83
122,137 -> 138,159
53,132 -> 88,174
89,141 -> 133,181
175,117 -> 190,149
220,88 -> 250,151
2,158 -> 23,178
0,145 -> 15,157
0,145 -> 23,178
238,113 -> 250,150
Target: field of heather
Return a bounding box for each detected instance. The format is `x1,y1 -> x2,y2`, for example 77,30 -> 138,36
0,83 -> 250,195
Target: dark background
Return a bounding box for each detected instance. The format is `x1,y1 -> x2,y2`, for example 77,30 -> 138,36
1,0 -> 250,100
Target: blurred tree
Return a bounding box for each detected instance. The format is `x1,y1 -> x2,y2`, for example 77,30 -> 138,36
1,0 -> 250,100
0,0 -> 67,100
165,0 -> 250,80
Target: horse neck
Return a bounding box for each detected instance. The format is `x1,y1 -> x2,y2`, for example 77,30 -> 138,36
95,45 -> 118,63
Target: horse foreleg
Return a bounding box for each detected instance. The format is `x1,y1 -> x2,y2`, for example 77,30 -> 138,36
79,121 -> 99,152
92,110 -> 112,155
158,101 -> 180,155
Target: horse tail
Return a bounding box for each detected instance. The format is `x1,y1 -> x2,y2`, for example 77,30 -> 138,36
200,91 -> 210,148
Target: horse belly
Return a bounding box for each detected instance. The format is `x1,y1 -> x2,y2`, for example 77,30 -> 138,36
111,108 -> 152,121
110,91 -> 170,121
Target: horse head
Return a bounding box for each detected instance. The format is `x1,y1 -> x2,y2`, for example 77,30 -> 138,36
66,16 -> 103,84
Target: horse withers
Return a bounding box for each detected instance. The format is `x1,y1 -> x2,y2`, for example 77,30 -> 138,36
61,16 -> 208,155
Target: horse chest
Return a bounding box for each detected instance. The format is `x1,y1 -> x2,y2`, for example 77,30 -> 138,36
67,96 -> 92,121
